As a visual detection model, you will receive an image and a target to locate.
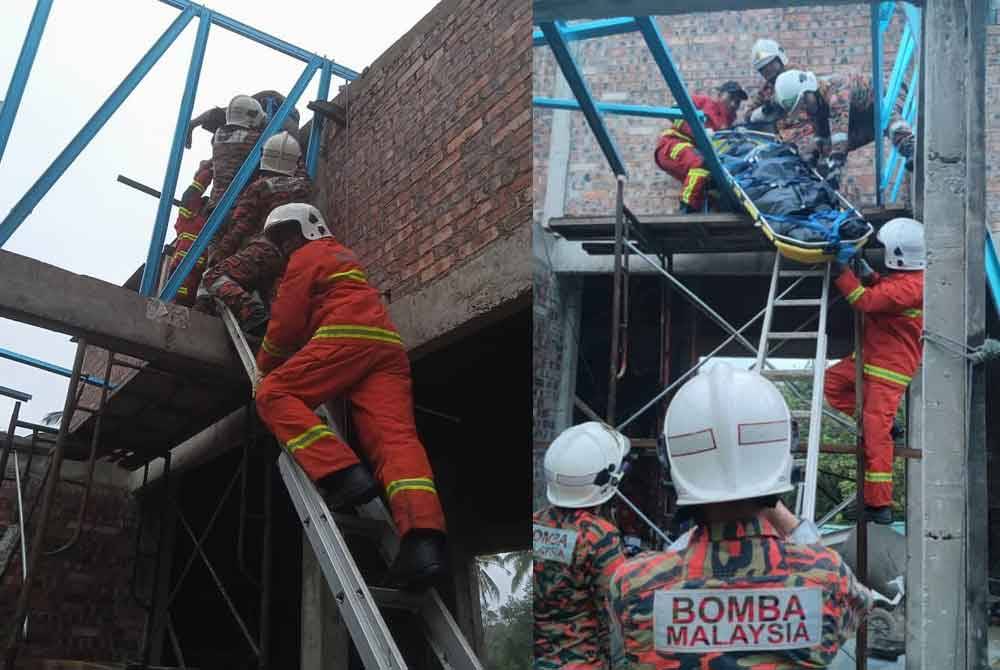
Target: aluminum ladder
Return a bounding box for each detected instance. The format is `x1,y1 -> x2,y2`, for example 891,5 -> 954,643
755,256 -> 831,522
216,300 -> 483,670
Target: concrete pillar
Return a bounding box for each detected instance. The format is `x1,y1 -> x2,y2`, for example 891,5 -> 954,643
300,537 -> 350,669
909,1 -> 988,668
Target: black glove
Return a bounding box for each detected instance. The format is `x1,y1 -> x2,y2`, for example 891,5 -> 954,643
857,258 -> 875,283
184,107 -> 227,149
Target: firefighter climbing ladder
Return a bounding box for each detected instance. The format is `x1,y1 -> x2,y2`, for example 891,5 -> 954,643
215,300 -> 482,670
755,257 -> 832,522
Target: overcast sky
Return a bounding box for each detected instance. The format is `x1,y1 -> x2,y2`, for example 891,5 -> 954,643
0,0 -> 440,428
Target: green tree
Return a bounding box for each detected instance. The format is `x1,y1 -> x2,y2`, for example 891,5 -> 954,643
483,590 -> 531,670
477,552 -> 531,607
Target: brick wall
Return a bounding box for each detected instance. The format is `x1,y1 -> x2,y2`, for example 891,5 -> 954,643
0,452 -> 142,665
312,0 -> 531,306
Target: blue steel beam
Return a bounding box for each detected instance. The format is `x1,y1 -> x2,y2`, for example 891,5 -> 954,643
871,1 -> 885,206
0,0 -> 54,165
0,7 -> 196,248
532,18 -> 638,46
0,347 -> 113,389
306,61 -> 333,179
633,16 -> 730,197
538,21 -> 626,176
159,58 -> 321,301
534,96 -> 695,120
882,25 -> 913,124
888,65 -> 919,202
157,0 -> 358,80
140,9 -> 212,297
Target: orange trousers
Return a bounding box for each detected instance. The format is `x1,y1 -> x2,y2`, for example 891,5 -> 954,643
823,357 -> 905,507
168,212 -> 207,306
654,136 -> 712,210
255,340 -> 445,537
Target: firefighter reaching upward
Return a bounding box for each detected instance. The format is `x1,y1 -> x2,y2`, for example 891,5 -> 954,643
253,203 -> 447,588
534,422 -> 629,669
609,364 -> 873,668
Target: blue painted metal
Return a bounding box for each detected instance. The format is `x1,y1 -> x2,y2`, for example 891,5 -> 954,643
139,9 -> 212,297
159,59 -> 321,301
532,18 -> 638,47
883,61 -> 918,193
633,16 -> 730,197
0,347 -> 113,389
538,22 -> 626,176
0,0 -> 54,165
534,96 -> 697,120
306,61 -> 333,179
871,1 -> 885,206
882,25 -> 912,125
889,65 -> 919,202
157,0 -> 358,80
0,7 -> 196,248
987,238 -> 1000,317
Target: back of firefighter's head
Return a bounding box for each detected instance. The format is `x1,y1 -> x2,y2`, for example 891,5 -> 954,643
717,81 -> 748,116
877,217 -> 925,271
226,95 -> 265,130
263,203 -> 332,255
660,363 -> 793,522
544,422 -> 630,510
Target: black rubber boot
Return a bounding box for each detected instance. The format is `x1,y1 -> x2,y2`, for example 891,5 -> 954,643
890,419 -> 905,443
387,529 -> 448,591
318,464 -> 379,511
843,503 -> 893,525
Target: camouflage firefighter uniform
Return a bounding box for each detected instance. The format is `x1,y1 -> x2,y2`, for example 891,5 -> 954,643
743,67 -> 810,137
534,506 -> 626,669
608,518 -> 872,669
207,124 -> 261,212
197,171 -> 313,323
166,161 -> 213,306
779,71 -> 911,162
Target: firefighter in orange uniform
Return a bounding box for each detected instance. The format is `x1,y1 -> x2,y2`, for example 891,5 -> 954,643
825,218 -> 925,524
253,203 -> 447,587
167,160 -> 213,306
654,81 -> 747,213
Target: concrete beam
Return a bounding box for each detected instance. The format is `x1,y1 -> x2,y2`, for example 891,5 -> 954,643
911,0 -> 988,667
533,0 -> 918,22
0,250 -> 240,377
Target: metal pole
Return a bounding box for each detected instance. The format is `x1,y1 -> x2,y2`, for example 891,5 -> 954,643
0,401 -> 22,495
853,310 -> 867,670
158,57 -> 322,301
0,346 -> 112,388
258,446 -> 274,670
0,0 -> 54,165
0,8 -> 195,247
139,8 -> 212,296
607,175 -> 625,423
12,450 -> 28,639
141,451 -> 172,667
306,61 -> 333,180
3,338 -> 87,669
871,1 -> 885,206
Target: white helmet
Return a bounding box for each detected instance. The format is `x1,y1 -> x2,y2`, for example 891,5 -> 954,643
662,363 -> 793,506
262,203 -> 332,242
774,69 -> 818,115
226,94 -> 265,129
877,217 -> 925,270
261,132 -> 301,176
544,422 -> 631,508
751,38 -> 788,73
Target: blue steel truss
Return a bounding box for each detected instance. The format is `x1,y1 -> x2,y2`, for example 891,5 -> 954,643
0,0 -> 359,302
533,3 -> 921,205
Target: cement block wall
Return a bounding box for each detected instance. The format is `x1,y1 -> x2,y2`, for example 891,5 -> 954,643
313,0 -> 532,328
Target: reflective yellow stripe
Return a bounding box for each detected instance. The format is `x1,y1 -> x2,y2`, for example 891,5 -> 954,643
175,250 -> 187,258
312,325 -> 403,346
326,269 -> 368,284
863,363 -> 911,386
190,180 -> 206,193
682,168 -> 710,205
262,337 -> 294,358
179,232 -> 198,242
286,424 -> 336,453
385,477 -> 437,499
902,308 -> 922,318
178,287 -> 188,296
669,142 -> 692,160
864,472 -> 893,483
179,207 -> 193,219
846,286 -> 865,304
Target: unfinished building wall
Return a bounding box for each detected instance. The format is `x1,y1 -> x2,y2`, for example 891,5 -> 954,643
312,0 -> 532,356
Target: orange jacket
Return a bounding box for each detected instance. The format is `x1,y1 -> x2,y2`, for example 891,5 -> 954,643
173,161 -> 213,237
256,237 -> 401,374
835,268 -> 924,386
661,94 -> 736,143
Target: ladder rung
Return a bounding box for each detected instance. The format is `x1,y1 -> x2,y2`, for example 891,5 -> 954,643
780,269 -> 826,277
370,586 -> 425,613
767,331 -> 819,340
762,369 -> 814,381
773,298 -> 823,307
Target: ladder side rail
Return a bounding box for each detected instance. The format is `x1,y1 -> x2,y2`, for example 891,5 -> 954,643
756,254 -> 783,371
801,263 -> 833,521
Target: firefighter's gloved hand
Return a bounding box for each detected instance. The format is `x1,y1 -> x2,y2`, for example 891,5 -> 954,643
857,258 -> 875,284
836,243 -> 859,266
